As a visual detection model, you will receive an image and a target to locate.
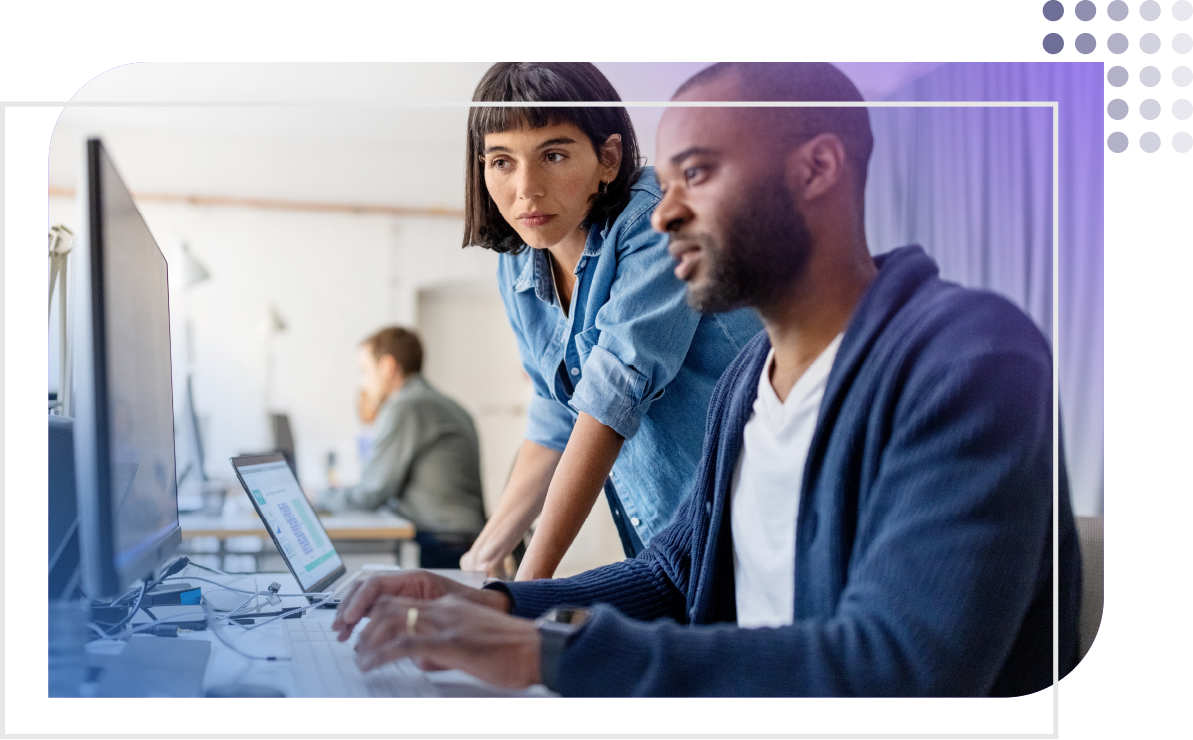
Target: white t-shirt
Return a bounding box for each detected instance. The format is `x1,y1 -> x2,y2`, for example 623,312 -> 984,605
731,333 -> 843,628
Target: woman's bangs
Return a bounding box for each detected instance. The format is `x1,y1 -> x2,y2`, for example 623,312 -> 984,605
471,106 -> 577,142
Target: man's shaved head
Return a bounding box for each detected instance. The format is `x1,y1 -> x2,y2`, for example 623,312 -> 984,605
673,63 -> 874,193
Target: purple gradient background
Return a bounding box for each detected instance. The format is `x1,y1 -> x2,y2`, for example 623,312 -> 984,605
879,62 -> 1103,517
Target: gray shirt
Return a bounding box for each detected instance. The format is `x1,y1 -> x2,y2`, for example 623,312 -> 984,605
321,375 -> 485,536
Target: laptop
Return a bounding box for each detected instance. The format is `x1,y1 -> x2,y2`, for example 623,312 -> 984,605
229,452 -> 390,606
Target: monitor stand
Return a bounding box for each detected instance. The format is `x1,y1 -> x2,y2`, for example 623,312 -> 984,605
93,636 -> 210,697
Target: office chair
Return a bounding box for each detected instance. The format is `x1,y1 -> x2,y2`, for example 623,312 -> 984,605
1075,515 -> 1104,662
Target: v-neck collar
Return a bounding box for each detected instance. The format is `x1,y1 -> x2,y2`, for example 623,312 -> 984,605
547,250 -> 569,319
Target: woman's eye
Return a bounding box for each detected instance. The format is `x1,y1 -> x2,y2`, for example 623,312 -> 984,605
489,158 -> 510,170
545,152 -> 566,163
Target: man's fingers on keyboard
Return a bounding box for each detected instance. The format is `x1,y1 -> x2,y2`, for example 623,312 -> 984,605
334,578 -> 378,633
353,594 -> 410,657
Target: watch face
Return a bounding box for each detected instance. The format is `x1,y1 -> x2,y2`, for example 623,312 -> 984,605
545,606 -> 592,627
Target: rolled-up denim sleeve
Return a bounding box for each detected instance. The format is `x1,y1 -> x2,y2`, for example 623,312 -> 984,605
570,212 -> 701,441
496,255 -> 577,453
524,392 -> 575,453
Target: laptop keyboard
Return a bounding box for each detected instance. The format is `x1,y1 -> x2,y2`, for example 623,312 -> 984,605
284,619 -> 437,697
331,570 -> 365,601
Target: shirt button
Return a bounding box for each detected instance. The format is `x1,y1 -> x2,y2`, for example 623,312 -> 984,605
570,367 -> 579,376
630,517 -> 640,526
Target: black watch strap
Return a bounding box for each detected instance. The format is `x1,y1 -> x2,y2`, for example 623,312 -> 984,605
537,621 -> 573,692
535,607 -> 592,692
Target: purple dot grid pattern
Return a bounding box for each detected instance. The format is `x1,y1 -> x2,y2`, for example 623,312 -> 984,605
1044,0 -> 1065,21
1044,32 -> 1065,53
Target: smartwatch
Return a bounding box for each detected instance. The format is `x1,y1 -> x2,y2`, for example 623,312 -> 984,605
534,606 -> 592,692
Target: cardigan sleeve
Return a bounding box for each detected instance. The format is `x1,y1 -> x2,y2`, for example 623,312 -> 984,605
499,484 -> 703,623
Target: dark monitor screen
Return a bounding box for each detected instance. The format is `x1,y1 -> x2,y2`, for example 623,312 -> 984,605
73,139 -> 180,598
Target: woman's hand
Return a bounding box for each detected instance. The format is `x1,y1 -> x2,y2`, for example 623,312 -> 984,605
515,412 -> 624,581
459,542 -> 515,579
459,440 -> 563,578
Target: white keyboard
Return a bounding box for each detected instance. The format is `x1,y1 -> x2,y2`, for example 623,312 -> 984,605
330,570 -> 366,602
284,619 -> 438,697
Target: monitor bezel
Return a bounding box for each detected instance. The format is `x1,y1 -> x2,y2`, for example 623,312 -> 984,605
74,138 -> 182,600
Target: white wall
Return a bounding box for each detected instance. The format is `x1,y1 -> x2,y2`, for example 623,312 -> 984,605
48,194 -> 491,485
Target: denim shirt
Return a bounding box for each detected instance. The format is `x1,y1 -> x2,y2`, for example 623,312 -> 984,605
496,168 -> 763,544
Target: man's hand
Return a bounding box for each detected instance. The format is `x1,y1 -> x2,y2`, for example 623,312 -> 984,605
353,594 -> 541,689
331,570 -> 509,641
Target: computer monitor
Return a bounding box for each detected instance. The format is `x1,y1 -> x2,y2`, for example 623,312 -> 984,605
72,138 -> 182,600
48,416 -> 80,600
269,413 -> 299,483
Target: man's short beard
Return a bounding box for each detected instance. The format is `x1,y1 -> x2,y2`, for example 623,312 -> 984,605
684,171 -> 814,314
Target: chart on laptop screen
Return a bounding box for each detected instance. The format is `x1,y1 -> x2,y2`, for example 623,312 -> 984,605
237,460 -> 343,589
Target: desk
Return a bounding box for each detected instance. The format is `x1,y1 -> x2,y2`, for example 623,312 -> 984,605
180,512 -> 415,540
92,568 -> 547,699
180,512 -> 415,569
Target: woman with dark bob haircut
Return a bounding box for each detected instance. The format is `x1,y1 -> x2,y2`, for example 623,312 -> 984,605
459,62 -> 761,580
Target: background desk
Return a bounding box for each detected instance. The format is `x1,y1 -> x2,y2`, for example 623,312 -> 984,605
179,512 -> 415,570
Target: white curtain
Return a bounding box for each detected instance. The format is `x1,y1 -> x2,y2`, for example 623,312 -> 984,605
864,63 -> 1104,516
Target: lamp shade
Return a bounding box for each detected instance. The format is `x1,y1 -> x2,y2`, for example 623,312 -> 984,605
180,242 -> 211,288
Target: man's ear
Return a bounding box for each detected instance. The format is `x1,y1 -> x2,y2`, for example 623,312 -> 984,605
786,133 -> 847,203
378,353 -> 400,380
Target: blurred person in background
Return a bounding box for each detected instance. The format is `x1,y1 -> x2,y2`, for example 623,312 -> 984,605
321,327 -> 486,568
459,62 -> 762,580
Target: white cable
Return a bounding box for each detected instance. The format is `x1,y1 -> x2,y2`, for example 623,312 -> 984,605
97,611 -> 208,640
84,573 -> 334,652
162,575 -> 317,599
158,575 -> 332,627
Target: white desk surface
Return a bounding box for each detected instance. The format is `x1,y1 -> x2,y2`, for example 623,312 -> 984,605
107,567 -> 543,698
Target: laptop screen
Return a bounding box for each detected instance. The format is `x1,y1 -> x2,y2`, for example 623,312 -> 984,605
234,458 -> 343,590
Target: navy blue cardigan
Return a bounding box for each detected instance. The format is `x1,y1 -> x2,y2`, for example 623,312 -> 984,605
503,246 -> 1081,697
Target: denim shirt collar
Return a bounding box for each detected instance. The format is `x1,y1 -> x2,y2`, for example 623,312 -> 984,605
511,227 -> 607,305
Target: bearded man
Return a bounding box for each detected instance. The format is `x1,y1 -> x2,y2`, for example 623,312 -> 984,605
330,62 -> 1081,698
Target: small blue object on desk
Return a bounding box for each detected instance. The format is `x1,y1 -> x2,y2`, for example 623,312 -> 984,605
146,582 -> 202,606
